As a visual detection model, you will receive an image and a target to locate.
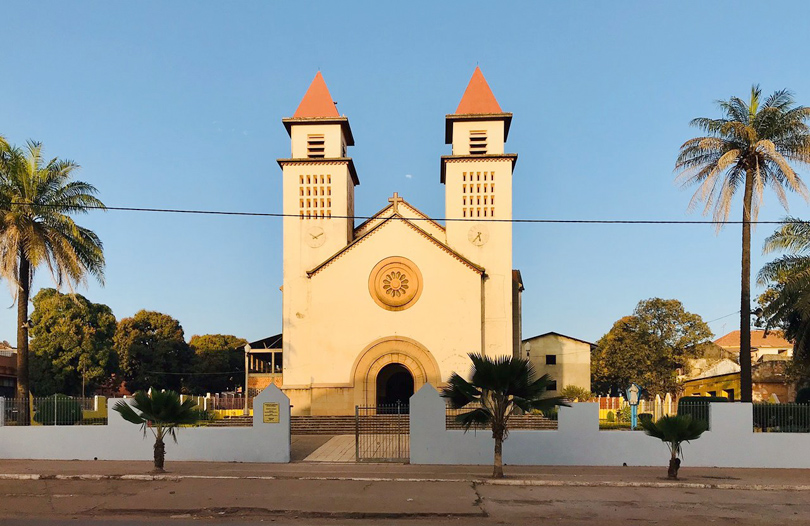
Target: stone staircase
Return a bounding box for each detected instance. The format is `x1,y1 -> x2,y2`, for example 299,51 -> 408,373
202,416 -> 253,427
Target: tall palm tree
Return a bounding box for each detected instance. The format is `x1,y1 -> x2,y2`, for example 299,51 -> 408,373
113,390 -> 200,472
675,86 -> 810,402
757,217 -> 810,367
442,353 -> 566,478
0,140 -> 105,405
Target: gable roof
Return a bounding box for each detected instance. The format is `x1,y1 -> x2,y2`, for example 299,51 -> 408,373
454,67 -> 503,114
293,72 -> 340,118
353,199 -> 445,238
523,332 -> 594,346
308,214 -> 484,277
714,330 -> 792,349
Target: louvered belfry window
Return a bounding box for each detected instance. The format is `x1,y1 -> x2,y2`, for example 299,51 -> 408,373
469,130 -> 487,155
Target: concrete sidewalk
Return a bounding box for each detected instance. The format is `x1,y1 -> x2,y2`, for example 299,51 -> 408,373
1,459 -> 809,490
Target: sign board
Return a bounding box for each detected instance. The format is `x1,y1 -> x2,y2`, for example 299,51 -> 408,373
262,402 -> 280,424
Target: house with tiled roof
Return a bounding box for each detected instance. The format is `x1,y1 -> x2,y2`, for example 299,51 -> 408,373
714,329 -> 793,363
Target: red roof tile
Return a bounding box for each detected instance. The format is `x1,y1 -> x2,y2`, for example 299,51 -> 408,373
454,67 -> 503,115
293,72 -> 340,118
714,330 -> 792,349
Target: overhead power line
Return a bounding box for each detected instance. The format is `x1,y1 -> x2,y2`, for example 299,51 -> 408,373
9,202 -> 808,225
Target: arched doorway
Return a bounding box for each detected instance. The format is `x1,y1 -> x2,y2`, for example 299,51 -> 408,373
375,363 -> 414,407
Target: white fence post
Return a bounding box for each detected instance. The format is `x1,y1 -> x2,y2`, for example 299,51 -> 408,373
0,397 -> 5,427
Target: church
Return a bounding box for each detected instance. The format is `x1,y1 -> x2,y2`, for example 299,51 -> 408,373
247,68 -> 523,416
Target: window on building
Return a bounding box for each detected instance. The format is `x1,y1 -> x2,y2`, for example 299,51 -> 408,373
548,381 -> 557,391
724,389 -> 735,401
469,130 -> 487,155
307,134 -> 325,158
546,355 -> 557,365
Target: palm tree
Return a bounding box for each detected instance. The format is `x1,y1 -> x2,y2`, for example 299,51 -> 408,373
113,390 -> 200,472
0,140 -> 105,407
640,414 -> 708,479
757,218 -> 810,368
675,86 -> 810,402
441,353 -> 566,478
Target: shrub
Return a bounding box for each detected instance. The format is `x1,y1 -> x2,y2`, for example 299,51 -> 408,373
796,387 -> 810,404
606,411 -> 615,422
541,407 -> 559,421
559,385 -> 593,401
616,405 -> 632,423
33,395 -> 83,426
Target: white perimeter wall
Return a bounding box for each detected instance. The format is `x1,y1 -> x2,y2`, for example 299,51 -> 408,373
0,385 -> 290,463
411,384 -> 810,468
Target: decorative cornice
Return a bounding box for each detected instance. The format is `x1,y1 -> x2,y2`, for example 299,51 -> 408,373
440,154 -> 518,183
277,157 -> 359,186
281,117 -> 354,145
445,112 -> 513,143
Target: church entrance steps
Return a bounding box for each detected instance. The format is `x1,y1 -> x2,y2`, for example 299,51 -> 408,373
198,413 -> 556,431
200,416 -> 253,427
303,435 -> 356,462
292,416 -> 358,435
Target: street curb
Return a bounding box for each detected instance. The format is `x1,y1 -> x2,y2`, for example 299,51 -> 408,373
1,472 -> 810,491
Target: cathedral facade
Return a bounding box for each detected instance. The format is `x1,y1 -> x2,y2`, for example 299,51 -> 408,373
274,68 -> 522,415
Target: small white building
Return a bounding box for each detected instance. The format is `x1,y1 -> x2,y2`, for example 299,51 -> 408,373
521,332 -> 592,394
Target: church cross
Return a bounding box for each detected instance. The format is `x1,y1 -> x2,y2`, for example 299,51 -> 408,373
388,192 -> 404,214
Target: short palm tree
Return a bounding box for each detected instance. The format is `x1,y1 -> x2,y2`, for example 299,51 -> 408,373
0,140 -> 105,405
442,353 -> 566,479
675,86 -> 810,402
113,390 -> 200,472
641,414 -> 708,479
757,218 -> 810,362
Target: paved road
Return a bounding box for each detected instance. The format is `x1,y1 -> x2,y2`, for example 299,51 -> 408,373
1,476 -> 809,525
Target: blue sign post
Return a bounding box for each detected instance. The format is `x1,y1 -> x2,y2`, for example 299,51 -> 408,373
626,383 -> 641,430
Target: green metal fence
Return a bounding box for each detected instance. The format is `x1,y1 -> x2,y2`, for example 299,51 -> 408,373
753,403 -> 810,433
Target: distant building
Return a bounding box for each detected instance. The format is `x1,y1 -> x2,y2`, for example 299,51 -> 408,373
682,355 -> 795,402
714,329 -> 793,363
244,334 -> 283,395
0,340 -> 17,397
521,332 -> 592,394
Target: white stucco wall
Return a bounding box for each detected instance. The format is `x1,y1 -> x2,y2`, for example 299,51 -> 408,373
284,219 -> 483,388
0,386 -> 290,463
410,384 -> 810,468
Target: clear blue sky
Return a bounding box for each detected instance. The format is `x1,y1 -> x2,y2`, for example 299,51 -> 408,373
3,1 -> 810,344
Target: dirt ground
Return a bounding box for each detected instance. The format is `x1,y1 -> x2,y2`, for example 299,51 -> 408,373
1,460 -> 809,525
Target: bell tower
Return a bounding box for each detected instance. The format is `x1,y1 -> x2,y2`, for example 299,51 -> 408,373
278,72 -> 359,387
442,67 -> 517,358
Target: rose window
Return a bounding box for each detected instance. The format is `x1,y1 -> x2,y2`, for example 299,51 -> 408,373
369,257 -> 423,311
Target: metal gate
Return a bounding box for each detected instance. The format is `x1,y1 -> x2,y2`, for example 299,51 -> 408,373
355,403 -> 409,462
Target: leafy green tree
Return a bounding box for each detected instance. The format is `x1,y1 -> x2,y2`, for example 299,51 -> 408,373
113,390 -> 199,472
757,218 -> 810,381
640,414 -> 708,479
0,141 -> 105,404
442,353 -> 566,479
592,298 -> 712,396
187,334 -> 247,394
28,288 -> 117,396
114,311 -> 193,392
675,86 -> 810,402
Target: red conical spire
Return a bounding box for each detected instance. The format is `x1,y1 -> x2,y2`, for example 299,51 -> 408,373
454,67 -> 503,114
293,72 -> 340,118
